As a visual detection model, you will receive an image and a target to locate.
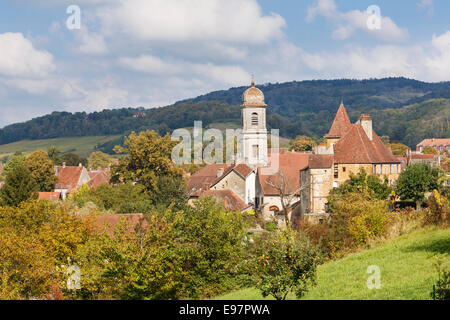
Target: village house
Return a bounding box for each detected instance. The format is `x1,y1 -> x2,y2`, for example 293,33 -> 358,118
187,81 -> 405,226
299,103 -> 402,219
54,163 -> 91,199
417,138 -> 450,153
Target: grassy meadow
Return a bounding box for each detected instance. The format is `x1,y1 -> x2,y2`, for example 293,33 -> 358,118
215,227 -> 450,300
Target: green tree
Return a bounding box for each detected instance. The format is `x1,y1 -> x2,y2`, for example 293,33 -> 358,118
61,153 -> 87,167
329,168 -> 392,201
87,151 -> 112,169
111,131 -> 183,194
0,162 -> 37,207
47,147 -> 62,165
2,154 -> 26,177
396,163 -> 440,208
26,150 -> 58,192
251,229 -> 320,300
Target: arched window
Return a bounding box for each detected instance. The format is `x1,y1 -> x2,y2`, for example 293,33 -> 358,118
251,112 -> 258,126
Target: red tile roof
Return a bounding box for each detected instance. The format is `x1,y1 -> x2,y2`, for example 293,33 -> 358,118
233,164 -> 253,178
334,124 -> 399,164
201,190 -> 251,212
187,164 -> 232,196
82,214 -> 148,236
417,139 -> 450,147
88,171 -> 110,189
309,154 -> 334,169
55,166 -> 83,190
38,192 -> 61,202
259,152 -> 309,196
327,103 -> 352,138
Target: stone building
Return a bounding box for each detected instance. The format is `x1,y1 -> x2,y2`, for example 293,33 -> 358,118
300,103 -> 401,218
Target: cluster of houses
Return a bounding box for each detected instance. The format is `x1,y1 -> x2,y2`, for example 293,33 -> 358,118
187,80 -> 450,225
0,81 -> 448,225
37,163 -> 111,202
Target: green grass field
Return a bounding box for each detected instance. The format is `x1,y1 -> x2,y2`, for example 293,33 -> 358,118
0,135 -> 121,158
215,227 -> 450,300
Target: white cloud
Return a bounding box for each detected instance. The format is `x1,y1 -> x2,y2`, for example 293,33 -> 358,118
306,0 -> 408,42
119,54 -> 250,85
97,0 -> 285,44
0,32 -> 55,77
417,0 -> 434,17
74,27 -> 108,55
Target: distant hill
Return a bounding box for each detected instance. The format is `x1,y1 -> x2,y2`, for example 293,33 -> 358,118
0,77 -> 449,152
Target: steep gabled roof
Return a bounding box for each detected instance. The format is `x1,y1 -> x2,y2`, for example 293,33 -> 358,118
233,164 -> 253,178
334,124 -> 400,164
327,103 -> 352,138
55,166 -> 83,190
187,164 -> 233,196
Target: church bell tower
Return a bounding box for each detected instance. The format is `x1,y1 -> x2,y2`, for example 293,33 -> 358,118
240,77 -> 268,167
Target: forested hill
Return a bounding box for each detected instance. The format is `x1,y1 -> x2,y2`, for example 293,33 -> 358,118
0,77 -> 449,149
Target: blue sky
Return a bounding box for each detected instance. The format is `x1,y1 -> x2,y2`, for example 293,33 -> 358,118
0,0 -> 449,127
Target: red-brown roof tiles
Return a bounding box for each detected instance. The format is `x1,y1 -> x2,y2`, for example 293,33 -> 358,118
55,166 -> 83,190
88,171 -> 110,189
82,214 -> 149,236
309,154 -> 334,169
259,152 -> 310,196
38,192 -> 61,202
187,164 -> 233,196
327,104 -> 352,138
201,190 -> 251,212
233,164 -> 253,178
334,124 -> 399,164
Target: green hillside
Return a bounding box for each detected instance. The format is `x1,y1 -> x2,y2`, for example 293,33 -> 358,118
0,135 -> 121,158
1,78 -> 449,148
215,228 -> 450,300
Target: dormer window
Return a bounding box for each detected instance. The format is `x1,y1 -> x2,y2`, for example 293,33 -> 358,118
251,113 -> 258,126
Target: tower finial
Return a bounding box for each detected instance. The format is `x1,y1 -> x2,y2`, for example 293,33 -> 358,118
251,74 -> 255,87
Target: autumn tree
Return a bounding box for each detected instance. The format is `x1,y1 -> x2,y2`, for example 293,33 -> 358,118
26,150 -> 58,192
289,136 -> 316,152
88,151 -> 112,170
111,131 -> 184,195
388,142 -> 410,156
423,146 -> 438,155
0,161 -> 37,207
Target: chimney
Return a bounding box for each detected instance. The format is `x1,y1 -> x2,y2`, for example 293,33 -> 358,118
217,168 -> 224,178
62,162 -> 66,168
358,114 -> 373,141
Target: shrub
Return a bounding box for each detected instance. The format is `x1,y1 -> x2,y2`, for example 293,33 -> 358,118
424,190 -> 450,227
431,260 -> 450,300
250,229 -> 320,300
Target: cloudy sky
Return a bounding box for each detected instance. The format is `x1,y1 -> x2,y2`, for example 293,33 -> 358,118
0,0 -> 449,127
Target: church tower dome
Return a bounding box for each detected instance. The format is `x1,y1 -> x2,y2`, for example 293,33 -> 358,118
242,78 -> 266,107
